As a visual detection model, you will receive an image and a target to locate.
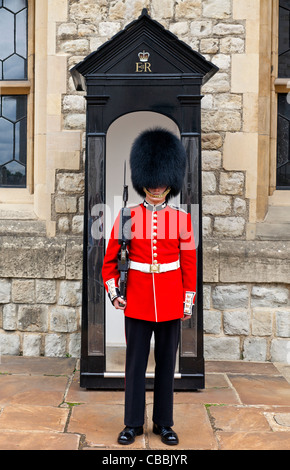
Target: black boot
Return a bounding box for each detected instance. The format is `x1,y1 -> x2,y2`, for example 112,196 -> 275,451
117,426 -> 143,445
153,423 -> 179,445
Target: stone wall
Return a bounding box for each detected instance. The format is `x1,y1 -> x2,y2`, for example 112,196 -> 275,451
0,0 -> 289,363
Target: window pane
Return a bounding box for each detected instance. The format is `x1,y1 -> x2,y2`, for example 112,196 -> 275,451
279,3 -> 290,77
16,9 -> 27,58
0,95 -> 27,188
0,117 -> 13,165
0,8 -> 14,60
3,54 -> 26,80
277,94 -> 290,189
2,95 -> 27,121
0,1 -> 28,80
3,0 -> 27,13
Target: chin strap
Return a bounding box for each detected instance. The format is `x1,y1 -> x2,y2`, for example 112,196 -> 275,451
143,187 -> 171,199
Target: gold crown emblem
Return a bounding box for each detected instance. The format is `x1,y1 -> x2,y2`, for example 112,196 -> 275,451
138,50 -> 150,62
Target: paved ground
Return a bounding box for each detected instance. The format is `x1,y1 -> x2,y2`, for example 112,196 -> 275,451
0,356 -> 289,450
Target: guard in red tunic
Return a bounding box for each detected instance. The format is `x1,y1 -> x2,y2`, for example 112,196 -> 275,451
102,128 -> 197,446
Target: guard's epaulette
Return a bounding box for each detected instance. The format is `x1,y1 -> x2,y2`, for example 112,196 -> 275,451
168,203 -> 187,214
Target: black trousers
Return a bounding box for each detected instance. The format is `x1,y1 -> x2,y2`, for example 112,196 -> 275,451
124,316 -> 180,428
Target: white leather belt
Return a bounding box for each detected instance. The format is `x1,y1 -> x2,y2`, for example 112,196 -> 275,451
129,259 -> 180,273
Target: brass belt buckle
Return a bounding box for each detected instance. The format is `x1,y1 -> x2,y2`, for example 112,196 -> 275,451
150,264 -> 160,273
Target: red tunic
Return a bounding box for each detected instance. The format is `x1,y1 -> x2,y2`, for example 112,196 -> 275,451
102,201 -> 197,322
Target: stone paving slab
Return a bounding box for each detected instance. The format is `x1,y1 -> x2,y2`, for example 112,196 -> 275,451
0,356 -> 77,376
0,404 -> 69,432
0,375 -> 69,406
0,357 -> 289,450
227,374 -> 290,406
0,431 -> 80,450
147,403 -> 218,450
216,431 -> 290,450
209,405 -> 272,432
68,403 -> 146,449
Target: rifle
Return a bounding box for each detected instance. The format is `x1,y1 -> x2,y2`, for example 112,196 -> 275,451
117,161 -> 131,306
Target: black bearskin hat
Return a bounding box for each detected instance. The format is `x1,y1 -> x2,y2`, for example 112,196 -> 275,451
129,127 -> 186,199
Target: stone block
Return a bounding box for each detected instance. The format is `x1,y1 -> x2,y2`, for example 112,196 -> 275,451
202,74 -> 231,94
219,172 -> 244,195
202,151 -> 222,170
169,21 -> 189,36
213,23 -> 245,36
0,333 -> 20,355
214,217 -> 245,237
212,285 -> 249,309
65,239 -> 83,280
58,217 -> 70,234
72,215 -> 84,234
63,95 -> 86,113
203,195 -> 231,216
232,54 -> 259,93
252,309 -> 273,336
211,54 -> 231,71
55,196 -> 77,213
68,332 -> 81,358
203,285 -> 211,310
175,0 -> 202,18
203,310 -> 221,334
276,310 -> 290,338
0,280 -> 11,303
64,114 -> 86,130
202,172 -> 216,194
57,173 -> 85,193
203,241 -> 219,283
99,22 -> 121,37
50,306 -> 78,333
204,336 -> 240,360
270,339 -> 290,363
35,280 -> 57,304
57,23 -> 77,38
12,280 -> 35,304
213,94 -> 242,110
219,241 -> 290,284
224,310 -> 250,335
3,304 -> 17,331
18,305 -> 49,332
23,334 -> 42,356
190,20 -> 213,37
59,39 -> 89,55
58,281 -> 82,307
251,286 -> 289,308
200,38 -> 219,54
70,2 -> 101,22
0,237 -> 66,279
220,37 -> 244,54
202,0 -> 231,19
44,334 -> 67,357
233,198 -> 246,215
202,216 -> 212,237
243,338 -> 268,362
201,133 -> 222,150
151,0 -> 174,18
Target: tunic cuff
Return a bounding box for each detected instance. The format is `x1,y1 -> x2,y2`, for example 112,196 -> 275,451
183,291 -> 196,315
105,278 -> 121,305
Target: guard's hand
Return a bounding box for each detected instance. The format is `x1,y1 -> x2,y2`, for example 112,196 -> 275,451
181,314 -> 191,322
113,297 -> 127,310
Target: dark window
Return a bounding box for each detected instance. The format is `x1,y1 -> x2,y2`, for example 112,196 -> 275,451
277,2 -> 290,188
0,95 -> 27,187
0,0 -> 28,80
